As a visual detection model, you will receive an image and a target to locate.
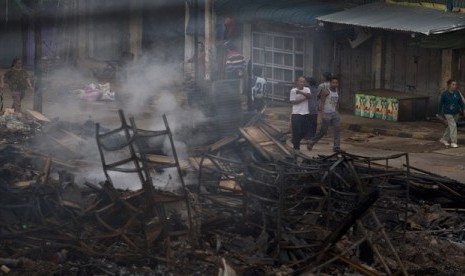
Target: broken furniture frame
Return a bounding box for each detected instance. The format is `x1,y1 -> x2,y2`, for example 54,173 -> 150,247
129,115 -> 194,239
314,152 -> 411,275
95,110 -> 194,245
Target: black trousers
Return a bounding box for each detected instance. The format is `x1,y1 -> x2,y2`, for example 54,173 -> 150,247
304,113 -> 318,140
291,114 -> 310,150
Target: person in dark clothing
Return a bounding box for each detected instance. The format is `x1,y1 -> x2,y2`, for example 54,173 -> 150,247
290,76 -> 311,153
224,42 -> 245,79
439,79 -> 465,148
304,77 -> 319,141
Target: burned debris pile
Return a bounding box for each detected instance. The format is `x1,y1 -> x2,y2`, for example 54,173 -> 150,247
0,110 -> 201,275
193,119 -> 465,275
0,110 -> 465,275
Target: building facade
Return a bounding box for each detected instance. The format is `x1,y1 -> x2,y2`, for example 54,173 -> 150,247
0,0 -> 185,68
318,1 -> 465,114
185,0 -> 465,117
185,0 -> 368,101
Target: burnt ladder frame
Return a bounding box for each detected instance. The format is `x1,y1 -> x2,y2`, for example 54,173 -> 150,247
95,110 -> 158,211
95,110 -> 160,249
129,114 -> 194,241
95,110 -> 194,242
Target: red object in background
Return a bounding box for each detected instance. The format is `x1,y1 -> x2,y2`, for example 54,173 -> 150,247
226,50 -> 241,59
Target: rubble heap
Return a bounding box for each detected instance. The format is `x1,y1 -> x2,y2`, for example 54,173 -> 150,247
0,110 -> 464,275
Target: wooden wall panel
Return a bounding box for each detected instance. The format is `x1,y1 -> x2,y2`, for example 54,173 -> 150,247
387,34 -> 441,96
335,38 -> 373,109
385,34 -> 442,115
455,49 -> 465,93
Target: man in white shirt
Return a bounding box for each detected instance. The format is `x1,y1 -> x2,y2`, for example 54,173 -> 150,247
290,76 -> 311,152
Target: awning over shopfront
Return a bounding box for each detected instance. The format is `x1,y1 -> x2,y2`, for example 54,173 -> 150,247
410,29 -> 465,49
215,0 -> 336,26
317,2 -> 465,35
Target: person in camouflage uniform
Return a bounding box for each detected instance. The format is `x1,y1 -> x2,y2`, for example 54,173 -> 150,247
0,58 -> 33,112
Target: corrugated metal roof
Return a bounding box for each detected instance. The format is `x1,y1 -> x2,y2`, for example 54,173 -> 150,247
317,2 -> 465,35
216,0 -> 337,26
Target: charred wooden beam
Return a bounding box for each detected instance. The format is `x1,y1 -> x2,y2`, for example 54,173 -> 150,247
318,190 -> 380,258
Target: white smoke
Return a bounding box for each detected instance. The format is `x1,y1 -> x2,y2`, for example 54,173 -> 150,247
117,56 -> 206,191
68,55 -> 206,191
3,0 -> 200,193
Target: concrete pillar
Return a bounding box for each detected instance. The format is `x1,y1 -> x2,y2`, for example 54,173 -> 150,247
240,24 -> 252,102
129,0 -> 143,59
242,24 -> 252,63
184,1 -> 193,78
76,0 -> 87,64
304,31 -> 314,77
441,49 -> 453,90
312,31 -> 322,78
204,0 -> 216,81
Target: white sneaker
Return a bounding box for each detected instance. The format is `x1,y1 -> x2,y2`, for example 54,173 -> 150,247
451,143 -> 458,148
440,138 -> 450,146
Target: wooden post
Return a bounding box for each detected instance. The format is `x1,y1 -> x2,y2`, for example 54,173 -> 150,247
441,49 -> 453,90
76,0 -> 87,65
372,34 -> 383,89
304,31 -> 314,78
129,0 -> 142,60
184,1 -> 193,77
21,16 -> 29,65
383,34 -> 392,90
204,0 -> 216,81
33,2 -> 43,113
193,0 -> 199,82
242,24 -> 252,64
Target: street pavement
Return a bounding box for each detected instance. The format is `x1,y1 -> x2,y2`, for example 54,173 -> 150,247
265,106 -> 465,183
265,105 -> 465,144
298,135 -> 465,183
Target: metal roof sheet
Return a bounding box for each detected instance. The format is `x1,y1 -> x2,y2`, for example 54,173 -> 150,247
317,2 -> 465,35
216,0 -> 336,26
